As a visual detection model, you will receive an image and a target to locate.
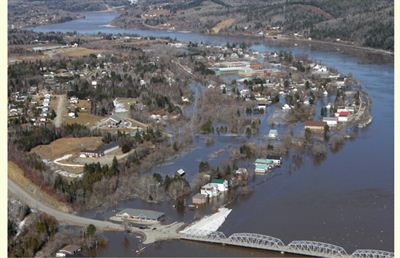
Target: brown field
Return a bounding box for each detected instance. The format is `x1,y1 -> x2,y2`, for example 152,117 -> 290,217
8,161 -> 72,212
55,47 -> 97,57
211,18 -> 236,34
64,112 -> 104,127
31,136 -> 103,160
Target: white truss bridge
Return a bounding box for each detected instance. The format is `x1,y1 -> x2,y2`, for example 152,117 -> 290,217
180,229 -> 394,258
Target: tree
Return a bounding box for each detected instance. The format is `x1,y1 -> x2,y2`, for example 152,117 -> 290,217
153,173 -> 163,184
198,161 -> 210,172
102,132 -> 112,143
111,156 -> 119,175
324,124 -> 330,141
86,224 -> 96,238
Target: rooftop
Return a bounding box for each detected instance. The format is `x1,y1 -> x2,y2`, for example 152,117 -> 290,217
211,178 -> 225,184
59,244 -> 81,254
117,208 -> 164,220
255,159 -> 273,164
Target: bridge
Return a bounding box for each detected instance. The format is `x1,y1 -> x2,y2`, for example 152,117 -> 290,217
9,178 -> 394,257
179,229 -> 394,258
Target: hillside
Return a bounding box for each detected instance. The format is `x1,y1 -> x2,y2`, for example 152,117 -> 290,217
114,0 -> 394,51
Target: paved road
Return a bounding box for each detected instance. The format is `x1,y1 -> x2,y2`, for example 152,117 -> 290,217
54,95 -> 65,128
8,179 -> 185,243
8,179 -> 124,231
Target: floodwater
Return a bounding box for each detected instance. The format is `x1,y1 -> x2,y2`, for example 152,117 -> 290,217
32,11 -> 394,256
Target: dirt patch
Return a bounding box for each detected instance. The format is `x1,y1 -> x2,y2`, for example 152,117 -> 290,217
211,18 -> 236,34
8,161 -> 72,213
31,136 -> 103,160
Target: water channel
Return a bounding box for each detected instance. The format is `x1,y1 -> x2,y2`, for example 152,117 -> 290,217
32,11 -> 394,256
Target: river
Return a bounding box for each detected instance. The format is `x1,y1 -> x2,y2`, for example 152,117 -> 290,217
32,11 -> 394,256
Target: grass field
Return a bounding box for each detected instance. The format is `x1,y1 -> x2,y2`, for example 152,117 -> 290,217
8,161 -> 72,212
64,99 -> 104,127
211,18 -> 236,34
31,136 -> 103,160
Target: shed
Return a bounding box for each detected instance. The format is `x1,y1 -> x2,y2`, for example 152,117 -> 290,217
176,169 -> 185,177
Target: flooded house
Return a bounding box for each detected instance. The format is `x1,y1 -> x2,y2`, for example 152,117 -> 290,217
111,209 -> 165,224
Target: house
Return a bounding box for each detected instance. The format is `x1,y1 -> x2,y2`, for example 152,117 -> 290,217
201,183 -> 219,197
266,155 -> 282,166
100,115 -> 123,128
336,77 -> 346,87
337,115 -> 349,122
80,142 -> 119,158
68,112 -> 76,118
335,111 -> 351,117
192,193 -> 207,205
254,163 -> 269,174
211,178 -> 228,192
268,129 -> 278,139
176,169 -> 185,177
69,96 -> 78,104
335,111 -> 350,122
304,120 -> 325,131
254,159 -> 274,174
323,117 -> 338,127
55,244 -> 81,257
113,209 -> 164,224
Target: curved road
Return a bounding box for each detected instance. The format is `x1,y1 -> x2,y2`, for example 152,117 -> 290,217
8,179 -> 124,231
8,179 -> 184,244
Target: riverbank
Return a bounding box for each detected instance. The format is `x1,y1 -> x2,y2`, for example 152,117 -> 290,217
24,13 -> 394,255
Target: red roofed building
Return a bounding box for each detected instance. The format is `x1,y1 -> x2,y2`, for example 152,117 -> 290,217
304,120 -> 325,131
335,111 -> 351,117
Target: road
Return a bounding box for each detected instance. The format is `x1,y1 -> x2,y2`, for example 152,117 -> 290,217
8,178 -> 185,244
8,179 -> 124,231
54,94 -> 65,128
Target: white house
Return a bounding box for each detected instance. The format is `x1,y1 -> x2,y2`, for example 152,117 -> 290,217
200,183 -> 219,197
268,129 -> 278,139
210,178 -> 228,192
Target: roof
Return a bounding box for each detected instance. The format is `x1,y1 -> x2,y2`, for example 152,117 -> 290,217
267,155 -> 281,161
117,209 -> 164,220
211,178 -> 225,184
255,163 -> 269,169
304,120 -> 325,127
96,141 -> 118,153
337,111 -> 350,116
176,169 -> 185,175
323,117 -> 338,122
109,114 -> 122,123
255,159 -> 273,164
81,141 -> 118,154
60,244 -> 81,254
